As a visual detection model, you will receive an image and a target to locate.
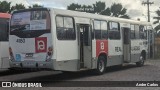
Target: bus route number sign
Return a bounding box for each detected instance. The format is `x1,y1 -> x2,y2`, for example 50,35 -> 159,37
16,39 -> 25,43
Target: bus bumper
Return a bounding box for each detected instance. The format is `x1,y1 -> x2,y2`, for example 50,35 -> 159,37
9,60 -> 54,70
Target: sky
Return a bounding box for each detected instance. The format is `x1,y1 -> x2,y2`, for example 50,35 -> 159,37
0,0 -> 159,25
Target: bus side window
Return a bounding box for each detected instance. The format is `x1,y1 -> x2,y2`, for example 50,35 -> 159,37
108,22 -> 120,39
101,21 -> 108,39
93,20 -> 108,40
135,25 -> 139,39
139,25 -> 147,40
130,24 -> 135,39
91,21 -> 94,39
94,20 -> 101,39
56,16 -> 64,40
64,17 -> 75,40
124,28 -> 130,44
83,26 -> 90,46
56,16 -> 76,40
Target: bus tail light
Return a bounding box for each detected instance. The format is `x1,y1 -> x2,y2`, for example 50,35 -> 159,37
48,47 -> 53,56
46,46 -> 53,61
9,47 -> 14,60
9,47 -> 13,56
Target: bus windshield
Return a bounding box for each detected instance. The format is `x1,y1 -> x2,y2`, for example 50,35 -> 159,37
10,9 -> 51,38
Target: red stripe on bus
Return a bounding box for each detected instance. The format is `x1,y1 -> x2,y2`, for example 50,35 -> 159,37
0,13 -> 11,18
96,40 -> 108,57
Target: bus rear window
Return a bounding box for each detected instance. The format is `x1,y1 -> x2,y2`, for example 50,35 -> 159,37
11,10 -> 51,32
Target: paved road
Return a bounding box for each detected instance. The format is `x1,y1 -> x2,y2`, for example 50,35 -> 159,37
0,60 -> 160,90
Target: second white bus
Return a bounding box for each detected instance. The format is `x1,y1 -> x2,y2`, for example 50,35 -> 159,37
9,8 -> 154,74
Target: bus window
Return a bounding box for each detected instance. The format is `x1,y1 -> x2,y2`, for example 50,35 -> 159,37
91,21 -> 94,39
135,25 -> 139,39
139,25 -> 147,39
101,21 -> 108,39
56,16 -> 75,40
130,24 -> 135,39
10,10 -> 51,38
124,28 -> 130,44
108,22 -> 120,39
94,20 -> 101,39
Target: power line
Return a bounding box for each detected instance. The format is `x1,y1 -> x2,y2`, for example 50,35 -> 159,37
142,0 -> 154,22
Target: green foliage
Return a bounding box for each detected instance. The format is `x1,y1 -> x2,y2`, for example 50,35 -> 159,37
0,1 -> 11,13
29,4 -> 43,8
100,8 -> 111,16
93,1 -> 106,14
67,3 -> 81,11
0,0 -> 129,19
0,1 -> 43,13
0,1 -> 26,13
10,4 -> 26,13
153,9 -> 160,32
67,1 -> 130,19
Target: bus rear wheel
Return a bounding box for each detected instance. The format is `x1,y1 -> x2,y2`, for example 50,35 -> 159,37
95,56 -> 106,75
136,55 -> 145,67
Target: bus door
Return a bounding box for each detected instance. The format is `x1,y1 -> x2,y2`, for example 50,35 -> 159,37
77,24 -> 92,69
122,27 -> 131,63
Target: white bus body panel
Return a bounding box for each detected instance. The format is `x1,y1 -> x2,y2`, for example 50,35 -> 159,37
0,42 -> 9,69
56,41 -> 78,61
9,34 -> 52,62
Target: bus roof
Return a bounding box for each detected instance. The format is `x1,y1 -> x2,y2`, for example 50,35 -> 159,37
0,13 -> 11,18
11,7 -> 152,26
52,8 -> 151,26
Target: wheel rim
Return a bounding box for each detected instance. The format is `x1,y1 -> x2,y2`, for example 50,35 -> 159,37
99,60 -> 105,72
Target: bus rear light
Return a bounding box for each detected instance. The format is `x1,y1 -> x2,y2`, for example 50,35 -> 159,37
9,47 -> 14,60
46,46 -> 53,61
47,52 -> 52,56
47,46 -> 53,56
9,47 -> 13,57
48,47 -> 53,52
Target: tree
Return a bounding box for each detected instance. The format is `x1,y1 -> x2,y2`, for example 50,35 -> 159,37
153,9 -> 160,33
93,1 -> 106,14
107,3 -> 130,19
67,3 -> 82,11
67,1 -> 130,19
0,1 -> 11,13
29,4 -> 43,8
10,4 -> 26,13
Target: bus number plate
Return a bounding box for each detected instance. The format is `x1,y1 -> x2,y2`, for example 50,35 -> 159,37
16,39 -> 25,43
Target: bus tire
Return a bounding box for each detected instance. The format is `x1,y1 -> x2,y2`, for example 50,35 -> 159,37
136,54 -> 145,67
95,56 -> 106,75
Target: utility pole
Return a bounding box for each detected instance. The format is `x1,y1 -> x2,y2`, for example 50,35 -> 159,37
142,0 -> 154,22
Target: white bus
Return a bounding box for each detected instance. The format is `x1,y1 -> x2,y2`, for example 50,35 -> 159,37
0,13 -> 10,69
9,8 -> 154,74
